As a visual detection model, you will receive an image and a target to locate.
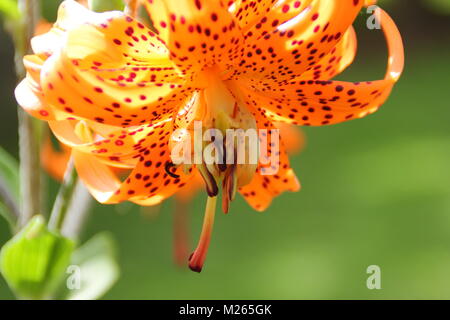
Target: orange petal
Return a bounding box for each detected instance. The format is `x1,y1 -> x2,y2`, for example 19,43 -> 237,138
31,0 -> 99,55
15,77 -> 54,121
72,149 -> 124,203
228,0 -> 363,82
235,8 -> 404,126
229,0 -> 279,31
239,112 -> 300,211
36,3 -> 189,127
72,118 -> 193,205
298,26 -> 357,80
143,0 -> 244,77
49,118 -> 176,169
15,55 -> 57,120
16,53 -> 76,121
50,120 -> 135,168
74,144 -> 193,206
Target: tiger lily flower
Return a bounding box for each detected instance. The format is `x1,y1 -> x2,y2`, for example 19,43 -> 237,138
15,0 -> 404,272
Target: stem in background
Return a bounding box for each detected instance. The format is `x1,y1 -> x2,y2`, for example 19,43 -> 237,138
61,181 -> 92,239
17,111 -> 42,227
48,160 -> 79,232
173,198 -> 190,267
16,0 -> 42,227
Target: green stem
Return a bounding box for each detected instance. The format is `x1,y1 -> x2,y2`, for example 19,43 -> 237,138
16,0 -> 42,228
61,181 -> 93,239
48,160 -> 79,232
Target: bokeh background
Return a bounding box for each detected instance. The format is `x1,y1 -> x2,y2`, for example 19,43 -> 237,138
0,0 -> 449,299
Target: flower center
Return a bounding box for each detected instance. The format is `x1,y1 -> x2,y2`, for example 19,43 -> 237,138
195,68 -> 258,212
172,68 -> 259,272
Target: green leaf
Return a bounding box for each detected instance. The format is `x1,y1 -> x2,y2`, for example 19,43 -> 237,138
0,202 -> 15,232
0,216 -> 75,299
0,0 -> 20,22
65,232 -> 119,300
0,146 -> 19,202
0,146 -> 19,229
89,0 -> 125,12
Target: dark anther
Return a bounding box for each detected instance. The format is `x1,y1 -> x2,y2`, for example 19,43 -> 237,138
165,162 -> 180,179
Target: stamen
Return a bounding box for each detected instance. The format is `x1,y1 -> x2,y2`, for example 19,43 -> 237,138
218,136 -> 228,172
165,162 -> 180,179
222,165 -> 236,214
189,196 -> 217,273
198,163 -> 219,197
228,166 -> 237,202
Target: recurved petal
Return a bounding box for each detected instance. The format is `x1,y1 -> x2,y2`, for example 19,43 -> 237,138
73,121 -> 193,205
298,26 -> 357,80
239,112 -> 300,211
49,118 -> 178,169
240,79 -> 396,126
31,0 -> 99,55
236,8 -> 404,126
15,55 -> 57,120
15,78 -> 54,121
72,149 -> 124,203
39,8 -> 189,127
229,0 -> 363,82
50,120 -> 134,168
105,146 -> 193,205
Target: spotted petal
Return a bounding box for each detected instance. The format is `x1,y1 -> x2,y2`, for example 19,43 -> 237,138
38,3 -> 189,127
234,8 -> 404,126
239,112 -> 300,211
298,26 -> 357,80
143,0 -> 244,77
73,120 -> 193,205
229,0 -> 363,82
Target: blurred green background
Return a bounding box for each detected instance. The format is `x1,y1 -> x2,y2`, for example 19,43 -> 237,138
0,0 -> 450,299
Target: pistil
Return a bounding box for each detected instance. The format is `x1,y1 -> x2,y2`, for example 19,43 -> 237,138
189,196 -> 217,273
